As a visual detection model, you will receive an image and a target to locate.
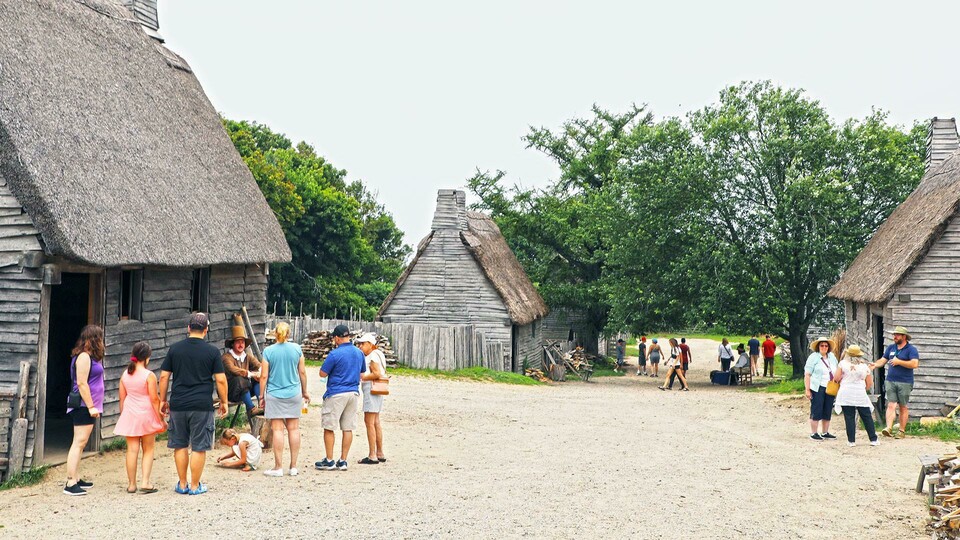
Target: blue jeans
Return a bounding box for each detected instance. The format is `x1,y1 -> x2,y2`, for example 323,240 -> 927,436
240,382 -> 261,412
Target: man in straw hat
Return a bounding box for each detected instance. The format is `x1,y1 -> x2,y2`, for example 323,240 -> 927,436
222,321 -> 263,417
871,326 -> 919,439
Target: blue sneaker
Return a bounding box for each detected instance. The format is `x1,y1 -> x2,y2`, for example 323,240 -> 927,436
336,460 -> 348,471
188,483 -> 208,495
174,482 -> 189,494
315,458 -> 336,470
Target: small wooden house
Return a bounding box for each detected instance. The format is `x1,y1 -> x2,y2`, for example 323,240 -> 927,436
0,0 -> 290,473
378,189 -> 549,372
829,117 -> 960,418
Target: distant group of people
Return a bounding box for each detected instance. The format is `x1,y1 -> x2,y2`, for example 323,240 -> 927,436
804,325 -> 918,446
614,336 -> 692,391
62,314 -> 389,496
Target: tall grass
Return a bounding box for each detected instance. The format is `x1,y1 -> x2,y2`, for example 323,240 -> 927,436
388,365 -> 543,386
0,465 -> 49,491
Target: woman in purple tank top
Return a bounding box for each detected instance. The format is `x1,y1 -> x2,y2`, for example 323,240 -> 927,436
63,325 -> 105,496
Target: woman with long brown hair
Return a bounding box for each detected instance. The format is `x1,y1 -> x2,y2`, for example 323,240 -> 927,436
659,337 -> 689,391
114,341 -> 166,493
63,325 -> 105,496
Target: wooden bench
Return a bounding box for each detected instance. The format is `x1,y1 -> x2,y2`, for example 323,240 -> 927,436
919,454 -> 941,504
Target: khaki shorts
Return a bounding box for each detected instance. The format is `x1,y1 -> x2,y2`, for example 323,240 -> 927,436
886,381 -> 913,405
321,392 -> 359,431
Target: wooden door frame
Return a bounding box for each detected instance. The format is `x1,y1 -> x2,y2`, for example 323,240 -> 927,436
34,264 -> 106,464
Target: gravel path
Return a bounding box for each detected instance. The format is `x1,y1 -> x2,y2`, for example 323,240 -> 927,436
0,339 -> 941,538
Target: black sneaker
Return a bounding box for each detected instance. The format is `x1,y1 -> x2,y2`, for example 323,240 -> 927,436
809,433 -> 823,441
821,432 -> 837,440
63,483 -> 87,496
336,460 -> 348,471
315,458 -> 336,470
77,479 -> 93,489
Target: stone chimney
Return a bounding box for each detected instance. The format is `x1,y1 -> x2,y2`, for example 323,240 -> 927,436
926,117 -> 959,172
121,0 -> 163,41
431,189 -> 468,231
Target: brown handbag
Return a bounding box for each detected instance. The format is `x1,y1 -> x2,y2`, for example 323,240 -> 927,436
371,378 -> 390,396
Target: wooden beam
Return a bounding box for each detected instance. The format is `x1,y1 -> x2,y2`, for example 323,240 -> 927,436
13,361 -> 29,419
241,305 -> 263,360
8,418 -> 27,475
32,283 -> 51,465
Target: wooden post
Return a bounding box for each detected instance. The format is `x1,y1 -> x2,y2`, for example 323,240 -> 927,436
12,361 -> 30,421
241,306 -> 264,361
8,418 -> 27,476
33,283 -> 52,465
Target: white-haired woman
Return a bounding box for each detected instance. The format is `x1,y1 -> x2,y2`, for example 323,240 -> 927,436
833,345 -> 879,447
804,337 -> 838,441
259,322 -> 309,476
356,333 -> 388,464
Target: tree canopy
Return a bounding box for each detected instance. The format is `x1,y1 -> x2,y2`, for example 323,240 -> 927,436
223,119 -> 410,318
469,81 -> 925,369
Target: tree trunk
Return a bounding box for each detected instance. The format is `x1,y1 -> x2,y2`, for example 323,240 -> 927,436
583,325 -> 600,355
788,315 -> 809,379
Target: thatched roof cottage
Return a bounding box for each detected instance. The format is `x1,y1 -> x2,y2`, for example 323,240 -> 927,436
378,189 -> 549,372
829,117 -> 960,418
0,0 -> 290,475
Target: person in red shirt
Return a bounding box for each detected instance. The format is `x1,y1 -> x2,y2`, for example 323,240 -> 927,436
761,335 -> 777,377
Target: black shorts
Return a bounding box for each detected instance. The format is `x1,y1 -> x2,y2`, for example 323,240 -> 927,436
167,410 -> 215,451
809,387 -> 835,421
70,407 -> 95,426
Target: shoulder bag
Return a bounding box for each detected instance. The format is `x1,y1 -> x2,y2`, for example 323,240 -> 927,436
371,378 -> 390,396
822,357 -> 840,397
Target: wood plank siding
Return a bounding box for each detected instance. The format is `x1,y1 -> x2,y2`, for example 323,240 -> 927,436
514,320 -> 543,371
380,228 -> 513,359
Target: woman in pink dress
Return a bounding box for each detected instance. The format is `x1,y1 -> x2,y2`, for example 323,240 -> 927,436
113,342 -> 166,493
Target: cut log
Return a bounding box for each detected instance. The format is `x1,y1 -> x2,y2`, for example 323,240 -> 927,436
8,418 -> 27,475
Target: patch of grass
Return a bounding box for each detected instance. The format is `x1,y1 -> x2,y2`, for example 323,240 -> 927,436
748,355 -> 805,394
905,420 -> 960,441
389,365 -> 543,385
591,368 -> 625,378
0,465 -> 49,491
99,436 -> 126,452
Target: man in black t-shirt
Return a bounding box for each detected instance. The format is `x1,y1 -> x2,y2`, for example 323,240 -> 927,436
159,312 -> 227,495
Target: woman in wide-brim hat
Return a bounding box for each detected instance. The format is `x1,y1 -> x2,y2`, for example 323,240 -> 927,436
804,337 -> 839,441
831,344 -> 878,446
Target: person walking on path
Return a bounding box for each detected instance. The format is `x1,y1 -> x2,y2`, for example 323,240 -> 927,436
259,321 -> 309,477
114,341 -> 166,494
748,335 -> 761,376
63,325 -> 105,496
833,345 -> 879,447
804,337 -> 839,442
761,335 -> 777,377
356,332 -> 388,465
647,338 -> 663,378
717,338 -> 735,372
871,326 -> 919,439
222,323 -> 263,417
636,336 -> 648,376
659,338 -> 689,391
315,325 -> 366,471
668,337 -> 692,389
158,313 -> 228,495
614,339 -> 626,372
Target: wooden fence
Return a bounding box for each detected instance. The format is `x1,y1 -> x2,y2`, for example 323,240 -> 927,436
265,316 -> 508,371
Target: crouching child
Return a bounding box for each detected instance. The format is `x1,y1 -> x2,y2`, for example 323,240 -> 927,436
216,428 -> 263,472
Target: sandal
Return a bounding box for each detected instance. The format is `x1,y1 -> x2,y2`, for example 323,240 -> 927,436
358,457 -> 379,465
126,487 -> 137,494
377,457 -> 387,463
139,487 -> 158,494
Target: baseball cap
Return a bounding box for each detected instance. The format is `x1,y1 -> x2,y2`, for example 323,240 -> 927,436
355,332 -> 377,345
332,324 -> 351,338
188,312 -> 209,330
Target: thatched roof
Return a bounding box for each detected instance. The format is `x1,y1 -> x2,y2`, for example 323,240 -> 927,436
378,190 -> 548,325
829,144 -> 960,303
0,0 -> 290,267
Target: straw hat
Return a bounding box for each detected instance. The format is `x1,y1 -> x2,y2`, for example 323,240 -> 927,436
809,336 -> 836,353
844,344 -> 865,358
892,326 -> 911,340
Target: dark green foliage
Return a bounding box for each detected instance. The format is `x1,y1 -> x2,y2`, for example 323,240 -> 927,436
223,119 -> 410,316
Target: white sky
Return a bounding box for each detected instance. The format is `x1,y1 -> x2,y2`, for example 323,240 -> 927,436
160,0 -> 960,247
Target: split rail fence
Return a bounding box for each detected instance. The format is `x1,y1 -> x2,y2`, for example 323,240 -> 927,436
265,316 -> 508,371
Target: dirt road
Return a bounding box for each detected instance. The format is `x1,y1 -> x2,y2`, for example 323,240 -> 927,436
0,339 -> 939,538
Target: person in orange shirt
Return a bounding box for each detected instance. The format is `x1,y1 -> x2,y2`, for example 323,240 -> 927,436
761,335 -> 777,377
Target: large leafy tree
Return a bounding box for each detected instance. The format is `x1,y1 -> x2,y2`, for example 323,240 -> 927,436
223,119 -> 409,318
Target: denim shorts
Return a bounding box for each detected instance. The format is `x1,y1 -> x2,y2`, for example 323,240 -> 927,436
167,410 -> 215,451
885,381 -> 913,405
810,387 -> 835,421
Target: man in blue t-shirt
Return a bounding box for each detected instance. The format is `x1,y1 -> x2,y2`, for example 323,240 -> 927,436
871,325 -> 920,439
315,324 -> 365,471
748,335 -> 761,377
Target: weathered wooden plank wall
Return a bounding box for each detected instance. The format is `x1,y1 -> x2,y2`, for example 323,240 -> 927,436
515,320 -> 544,371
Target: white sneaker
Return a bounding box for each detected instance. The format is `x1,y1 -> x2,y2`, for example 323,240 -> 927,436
288,468 -> 298,476
848,442 -> 856,447
262,468 -> 283,477
870,440 -> 880,446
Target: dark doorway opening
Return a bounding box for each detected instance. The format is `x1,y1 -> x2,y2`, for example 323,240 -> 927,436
43,272 -> 93,463
873,315 -> 886,425
511,325 -> 519,373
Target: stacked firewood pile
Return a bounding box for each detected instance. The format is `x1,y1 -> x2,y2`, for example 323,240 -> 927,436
299,329 -> 397,364
565,347 -> 594,371
264,328 -> 277,346
926,448 -> 960,538
524,368 -> 548,383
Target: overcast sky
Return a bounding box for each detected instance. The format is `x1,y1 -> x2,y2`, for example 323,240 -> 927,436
160,1 -> 960,247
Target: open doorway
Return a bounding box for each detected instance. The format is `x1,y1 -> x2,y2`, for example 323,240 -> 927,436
873,315 -> 886,425
43,272 -> 94,464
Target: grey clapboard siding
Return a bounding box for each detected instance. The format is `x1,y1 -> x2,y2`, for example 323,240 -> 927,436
515,320 -> 543,371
